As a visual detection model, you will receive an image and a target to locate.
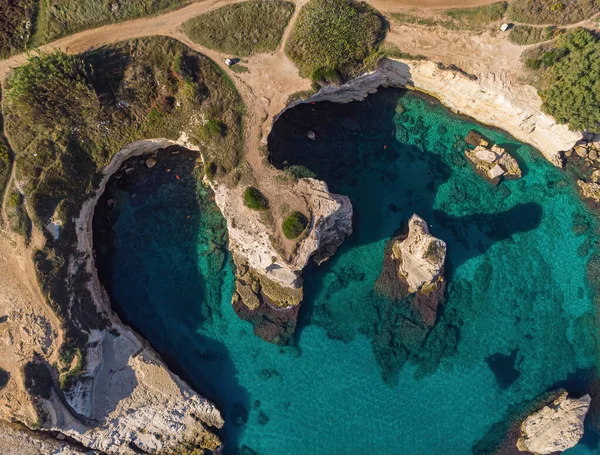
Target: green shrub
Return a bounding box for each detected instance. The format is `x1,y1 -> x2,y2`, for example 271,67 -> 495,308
509,25 -> 561,45
6,189 -> 31,241
282,211 -> 309,239
202,118 -> 226,139
244,187 -> 269,210
0,0 -> 36,58
204,161 -> 217,180
507,0 -> 600,25
379,42 -> 427,61
285,165 -> 316,179
286,0 -> 385,80
445,2 -> 507,28
183,1 -> 295,56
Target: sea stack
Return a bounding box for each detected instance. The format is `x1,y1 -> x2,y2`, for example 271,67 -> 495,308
517,391 -> 591,454
464,130 -> 521,184
391,214 -> 446,294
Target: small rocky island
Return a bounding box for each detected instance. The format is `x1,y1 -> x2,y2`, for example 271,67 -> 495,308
517,391 -> 591,454
464,131 -> 522,184
392,214 -> 446,294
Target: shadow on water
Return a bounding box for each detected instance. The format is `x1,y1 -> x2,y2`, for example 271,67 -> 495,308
93,147 -> 250,451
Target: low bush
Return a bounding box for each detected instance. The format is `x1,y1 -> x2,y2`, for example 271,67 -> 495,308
285,165 -> 316,179
509,25 -> 561,45
282,211 -> 308,239
6,189 -> 31,241
286,0 -> 385,81
379,42 -> 427,61
507,0 -> 600,25
445,2 -> 507,28
244,187 -> 269,210
183,1 -> 295,56
0,0 -> 36,58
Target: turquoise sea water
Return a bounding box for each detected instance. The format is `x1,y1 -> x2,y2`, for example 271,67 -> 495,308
94,89 -> 600,454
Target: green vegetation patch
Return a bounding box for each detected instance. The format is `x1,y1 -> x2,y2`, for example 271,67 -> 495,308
32,0 -> 189,45
0,0 -> 36,58
445,2 -> 507,28
379,42 -> 427,61
6,189 -> 32,241
183,0 -> 295,56
244,186 -> 269,210
391,2 -> 507,31
525,28 -> 600,131
507,0 -> 600,25
509,25 -> 561,45
286,0 -> 385,81
282,211 -> 308,239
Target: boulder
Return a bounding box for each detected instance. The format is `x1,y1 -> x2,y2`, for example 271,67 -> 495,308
465,144 -> 521,183
575,146 -> 588,158
577,179 -> 600,203
145,157 -> 157,168
391,214 -> 446,293
517,392 -> 590,455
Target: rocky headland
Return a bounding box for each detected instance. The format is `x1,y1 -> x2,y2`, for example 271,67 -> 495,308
517,391 -> 591,455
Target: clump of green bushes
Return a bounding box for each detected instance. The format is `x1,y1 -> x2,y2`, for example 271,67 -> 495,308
282,211 -> 308,239
285,0 -> 385,82
0,0 -> 36,58
244,187 -> 269,210
527,28 -> 600,131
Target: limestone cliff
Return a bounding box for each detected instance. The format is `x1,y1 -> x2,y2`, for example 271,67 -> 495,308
391,214 -> 446,294
280,59 -> 582,168
517,391 -> 590,455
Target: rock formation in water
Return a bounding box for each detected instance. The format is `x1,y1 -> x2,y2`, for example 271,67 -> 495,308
392,214 -> 446,294
464,135 -> 521,184
214,176 -> 353,345
517,391 -> 590,455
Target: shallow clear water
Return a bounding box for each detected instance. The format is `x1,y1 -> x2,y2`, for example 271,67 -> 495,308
95,89 -> 600,454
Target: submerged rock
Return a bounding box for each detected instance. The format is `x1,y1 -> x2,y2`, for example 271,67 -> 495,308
145,157 -> 157,168
465,144 -> 522,184
517,391 -> 590,454
391,214 -> 446,293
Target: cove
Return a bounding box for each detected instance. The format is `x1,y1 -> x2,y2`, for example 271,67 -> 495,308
94,88 -> 600,454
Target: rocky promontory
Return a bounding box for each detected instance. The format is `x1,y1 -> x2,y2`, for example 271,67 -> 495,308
517,391 -> 590,454
392,214 -> 446,294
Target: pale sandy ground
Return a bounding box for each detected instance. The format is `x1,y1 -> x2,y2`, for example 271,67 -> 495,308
0,0 -> 592,448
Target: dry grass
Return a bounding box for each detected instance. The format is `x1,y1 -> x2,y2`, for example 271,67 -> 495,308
183,1 -> 295,57
507,0 -> 600,25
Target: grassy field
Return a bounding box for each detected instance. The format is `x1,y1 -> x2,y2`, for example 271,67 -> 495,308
391,2 -> 507,31
379,41 -> 427,61
3,36 -> 244,392
0,0 -> 37,58
507,0 -> 600,25
183,0 -> 295,56
286,0 -> 385,82
509,25 -> 561,45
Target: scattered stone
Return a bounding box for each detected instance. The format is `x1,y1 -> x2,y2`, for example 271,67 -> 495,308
517,392 -> 590,454
577,179 -> 600,203
391,214 -> 446,293
575,146 -> 588,158
465,144 -> 521,183
145,157 -> 157,168
307,131 -> 316,140
590,150 -> 598,161
591,169 -> 600,183
125,167 -> 135,175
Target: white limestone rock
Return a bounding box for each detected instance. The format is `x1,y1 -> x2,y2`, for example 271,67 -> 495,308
517,392 -> 590,455
465,144 -> 521,182
578,179 -> 600,203
391,214 -> 446,293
